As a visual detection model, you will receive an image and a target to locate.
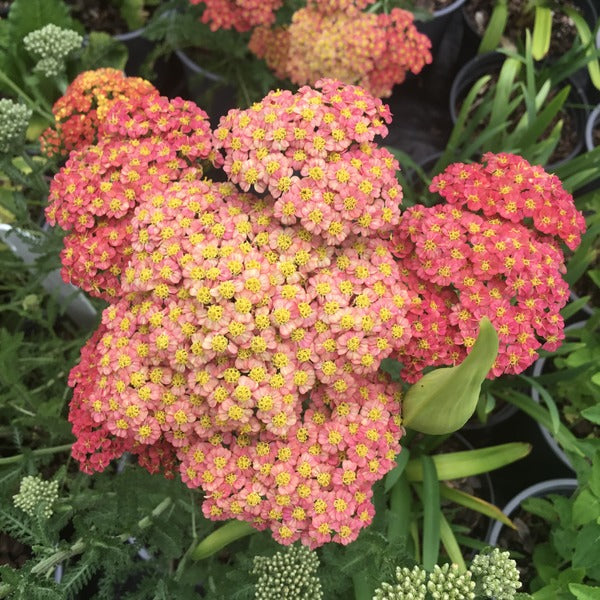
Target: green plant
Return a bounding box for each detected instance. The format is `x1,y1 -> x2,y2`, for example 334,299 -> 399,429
114,0 -> 162,30
478,0 -> 600,90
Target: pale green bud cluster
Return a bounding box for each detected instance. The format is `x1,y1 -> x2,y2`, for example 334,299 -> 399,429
0,98 -> 32,155
252,544 -> 323,600
372,548 -> 523,600
373,566 -> 427,600
13,475 -> 59,519
23,24 -> 82,77
471,548 -> 522,600
427,564 -> 475,600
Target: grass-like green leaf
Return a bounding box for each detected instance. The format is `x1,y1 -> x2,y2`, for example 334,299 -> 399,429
420,456 -> 440,571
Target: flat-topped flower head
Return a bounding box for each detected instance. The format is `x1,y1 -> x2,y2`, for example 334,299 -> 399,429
40,69 -> 158,158
66,178 -> 409,546
189,0 -> 282,32
391,153 -> 585,381
249,7 -> 431,97
214,79 -> 401,244
45,94 -> 214,299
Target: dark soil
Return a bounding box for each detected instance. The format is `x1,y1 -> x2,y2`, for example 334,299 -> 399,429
414,0 -> 460,11
464,0 -> 581,57
0,533 -> 30,568
64,0 -> 130,35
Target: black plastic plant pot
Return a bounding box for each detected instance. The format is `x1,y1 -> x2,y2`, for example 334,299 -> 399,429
448,51 -> 589,169
584,104 -> 600,152
487,478 -> 577,547
530,321 -> 588,471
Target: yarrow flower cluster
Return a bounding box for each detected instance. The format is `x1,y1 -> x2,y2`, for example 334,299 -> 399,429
252,544 -> 323,599
45,90 -> 215,299
249,5 -> 431,97
391,152 -> 586,381
189,0 -> 283,32
214,79 -> 402,244
0,98 -> 32,155
40,69 -> 158,158
13,475 -> 60,519
67,176 -> 409,547
23,24 -> 83,78
373,550 -> 522,600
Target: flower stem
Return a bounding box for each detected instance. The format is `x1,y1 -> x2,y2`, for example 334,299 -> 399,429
0,443 -> 72,466
190,519 -> 256,560
0,71 -> 54,122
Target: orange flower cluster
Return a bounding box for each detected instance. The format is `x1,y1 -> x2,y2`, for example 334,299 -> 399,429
249,5 -> 431,97
189,0 -> 283,32
40,69 -> 157,158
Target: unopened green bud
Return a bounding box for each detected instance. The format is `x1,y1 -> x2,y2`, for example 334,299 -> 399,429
13,475 -> 59,519
252,544 -> 323,600
22,294 -> 41,312
471,548 -> 522,600
24,24 -> 82,77
0,99 -> 32,155
373,565 -> 427,600
427,564 -> 476,600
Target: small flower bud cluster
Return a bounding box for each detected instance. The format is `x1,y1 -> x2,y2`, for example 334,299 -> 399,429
471,548 -> 522,600
252,544 -> 323,600
13,475 -> 59,519
23,24 -> 83,78
0,98 -> 32,155
373,551 -> 522,600
40,69 -> 158,158
249,5 -> 431,97
391,152 -> 586,382
373,566 -> 427,600
189,0 -> 283,32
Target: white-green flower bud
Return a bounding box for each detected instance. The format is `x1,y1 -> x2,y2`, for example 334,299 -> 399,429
0,98 -> 32,155
471,548 -> 522,600
21,294 -> 41,312
427,564 -> 476,600
373,565 -> 427,600
252,544 -> 323,600
13,475 -> 59,519
23,24 -> 82,77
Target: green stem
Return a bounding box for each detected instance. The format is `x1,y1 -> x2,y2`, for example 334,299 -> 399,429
20,151 -> 49,195
190,520 -> 256,560
0,71 -> 54,122
30,538 -> 86,575
352,570 -> 372,600
0,443 -> 72,466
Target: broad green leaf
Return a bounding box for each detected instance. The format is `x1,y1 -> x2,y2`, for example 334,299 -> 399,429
439,512 -> 465,572
569,583 -> 600,600
478,0 -> 508,54
420,456 -> 440,571
7,0 -> 79,42
439,483 -> 516,528
79,32 -> 128,72
573,522 -> 600,569
531,6 -> 552,60
403,317 -> 498,434
572,489 -> 600,526
405,442 -> 531,482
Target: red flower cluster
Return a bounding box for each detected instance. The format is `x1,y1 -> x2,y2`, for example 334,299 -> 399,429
249,5 -> 431,97
214,79 -> 401,244
391,153 -> 586,381
68,180 -> 409,547
45,93 -> 215,299
40,69 -> 157,158
189,0 -> 283,32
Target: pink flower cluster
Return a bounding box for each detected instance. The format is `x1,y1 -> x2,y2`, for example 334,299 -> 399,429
40,68 -> 157,158
214,80 -> 402,244
391,153 -> 586,381
68,179 -> 409,547
46,92 -> 215,299
249,5 -> 432,97
51,77 -> 411,547
189,0 -> 283,32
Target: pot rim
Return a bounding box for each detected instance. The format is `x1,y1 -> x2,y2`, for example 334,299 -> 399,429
432,0 -> 468,18
487,478 -> 578,546
530,320 -> 588,471
174,48 -> 225,83
584,104 -> 600,153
